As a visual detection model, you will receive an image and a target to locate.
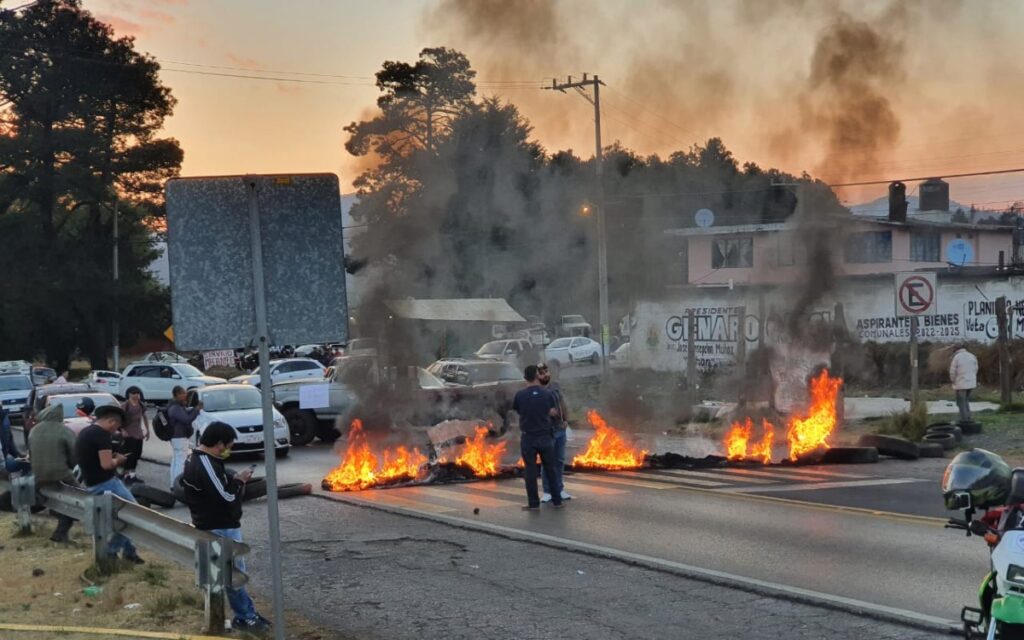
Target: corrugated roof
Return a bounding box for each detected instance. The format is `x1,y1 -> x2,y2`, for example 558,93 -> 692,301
384,298 -> 525,322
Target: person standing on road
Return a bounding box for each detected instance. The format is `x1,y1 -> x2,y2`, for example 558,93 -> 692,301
120,389 -> 149,483
950,343 -> 979,423
538,362 -> 572,504
167,385 -> 201,490
75,405 -> 144,564
1,406 -> 30,475
511,365 -> 563,510
181,421 -> 271,634
27,403 -> 77,542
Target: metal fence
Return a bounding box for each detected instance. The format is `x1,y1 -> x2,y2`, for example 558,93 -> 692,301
6,475 -> 246,633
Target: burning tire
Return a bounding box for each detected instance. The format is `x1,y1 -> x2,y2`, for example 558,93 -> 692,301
922,432 -> 957,450
820,447 -> 879,464
284,407 -> 317,446
856,434 -> 919,460
918,442 -> 945,458
926,424 -> 963,443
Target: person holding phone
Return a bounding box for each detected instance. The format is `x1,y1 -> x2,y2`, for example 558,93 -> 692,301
180,422 -> 270,633
120,389 -> 149,483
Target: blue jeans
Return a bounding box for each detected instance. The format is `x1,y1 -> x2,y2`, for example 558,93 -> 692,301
520,431 -> 561,507
85,476 -> 138,558
3,456 -> 30,474
542,427 -> 567,495
209,528 -> 258,622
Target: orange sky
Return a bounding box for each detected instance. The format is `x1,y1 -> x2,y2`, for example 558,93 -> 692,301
84,0 -> 1024,207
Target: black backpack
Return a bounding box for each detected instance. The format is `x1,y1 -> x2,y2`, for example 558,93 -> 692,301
153,408 -> 173,441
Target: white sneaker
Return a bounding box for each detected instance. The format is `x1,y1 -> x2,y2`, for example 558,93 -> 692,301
540,493 -> 552,503
561,491 -> 573,501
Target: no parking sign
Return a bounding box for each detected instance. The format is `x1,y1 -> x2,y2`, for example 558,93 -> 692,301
895,272 -> 937,317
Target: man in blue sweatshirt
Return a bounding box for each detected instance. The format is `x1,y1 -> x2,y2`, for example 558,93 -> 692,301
166,385 -> 202,490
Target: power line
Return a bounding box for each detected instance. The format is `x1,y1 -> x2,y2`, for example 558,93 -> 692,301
828,167 -> 1024,188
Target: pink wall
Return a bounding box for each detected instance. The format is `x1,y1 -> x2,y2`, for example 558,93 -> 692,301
684,224 -> 1012,286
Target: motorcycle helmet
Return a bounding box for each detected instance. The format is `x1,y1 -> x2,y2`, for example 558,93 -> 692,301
76,397 -> 96,417
942,448 -> 1011,510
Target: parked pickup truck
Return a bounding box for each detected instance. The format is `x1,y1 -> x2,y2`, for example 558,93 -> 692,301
273,355 -> 519,446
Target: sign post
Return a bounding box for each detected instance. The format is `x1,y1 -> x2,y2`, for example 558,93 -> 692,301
895,272 -> 938,405
165,173 -> 347,640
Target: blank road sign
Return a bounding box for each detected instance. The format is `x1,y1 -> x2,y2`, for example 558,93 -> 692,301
165,174 -> 348,351
894,272 -> 937,317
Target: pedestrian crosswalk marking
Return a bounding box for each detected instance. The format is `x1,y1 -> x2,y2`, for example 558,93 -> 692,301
615,471 -> 731,487
703,467 -> 833,481
409,485 -> 519,508
756,466 -> 868,479
654,469 -> 776,485
719,477 -> 925,494
350,491 -> 457,513
568,473 -> 678,490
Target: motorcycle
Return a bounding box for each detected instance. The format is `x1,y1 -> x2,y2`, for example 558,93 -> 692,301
945,451 -> 1024,640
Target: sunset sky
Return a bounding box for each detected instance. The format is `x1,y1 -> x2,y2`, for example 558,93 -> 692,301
82,0 -> 1024,207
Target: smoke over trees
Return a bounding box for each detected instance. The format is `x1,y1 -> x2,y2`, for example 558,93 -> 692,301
345,48 -> 844,343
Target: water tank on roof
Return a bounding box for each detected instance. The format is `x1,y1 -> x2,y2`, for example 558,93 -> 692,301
888,181 -> 908,222
920,178 -> 949,212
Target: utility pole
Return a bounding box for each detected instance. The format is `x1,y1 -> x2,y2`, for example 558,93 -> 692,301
112,198 -> 120,372
546,74 -> 610,375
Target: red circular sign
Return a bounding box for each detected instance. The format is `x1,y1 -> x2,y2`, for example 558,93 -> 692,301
898,275 -> 935,314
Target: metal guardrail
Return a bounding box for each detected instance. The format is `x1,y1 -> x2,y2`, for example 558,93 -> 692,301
5,475 -> 247,633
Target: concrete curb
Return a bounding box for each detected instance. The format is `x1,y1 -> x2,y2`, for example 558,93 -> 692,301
311,491 -> 960,636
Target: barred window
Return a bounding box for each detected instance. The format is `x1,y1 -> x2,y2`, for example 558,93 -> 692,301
712,237 -> 753,268
844,231 -> 892,263
910,231 -> 941,262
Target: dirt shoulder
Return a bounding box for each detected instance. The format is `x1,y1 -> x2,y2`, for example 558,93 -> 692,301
0,513 -> 336,639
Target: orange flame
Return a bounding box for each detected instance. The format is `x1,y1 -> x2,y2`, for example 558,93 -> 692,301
750,420 -> 774,464
724,418 -> 753,460
722,370 -> 841,463
572,410 -> 647,470
454,426 -> 508,477
322,420 -> 427,491
787,370 -> 843,460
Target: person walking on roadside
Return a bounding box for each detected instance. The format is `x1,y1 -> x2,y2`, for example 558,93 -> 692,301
181,422 -> 271,633
511,365 -> 563,510
27,404 -> 77,542
120,389 -> 149,483
75,405 -> 144,564
167,385 -> 201,490
538,362 -> 572,504
950,343 -> 979,423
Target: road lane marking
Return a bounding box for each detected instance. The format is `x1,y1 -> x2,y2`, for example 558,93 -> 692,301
763,466 -> 868,478
569,474 -> 678,490
719,477 -> 926,494
318,492 -> 958,634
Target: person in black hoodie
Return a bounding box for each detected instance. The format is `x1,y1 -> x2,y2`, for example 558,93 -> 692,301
180,422 -> 270,634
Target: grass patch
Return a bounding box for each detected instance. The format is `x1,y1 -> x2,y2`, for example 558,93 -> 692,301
1000,402 -> 1024,413
140,563 -> 169,588
878,402 -> 929,442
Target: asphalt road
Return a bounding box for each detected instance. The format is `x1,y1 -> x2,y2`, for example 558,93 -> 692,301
129,427 -> 983,623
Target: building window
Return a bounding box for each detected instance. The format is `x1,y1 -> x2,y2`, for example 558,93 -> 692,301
910,231 -> 941,262
844,231 -> 892,263
775,234 -> 805,266
712,237 -> 753,268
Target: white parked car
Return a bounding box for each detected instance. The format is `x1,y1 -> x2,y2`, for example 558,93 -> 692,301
0,374 -> 34,420
474,339 -> 533,364
187,385 -> 290,456
133,351 -> 190,364
544,337 -> 602,369
87,370 -> 123,390
292,344 -> 322,358
0,360 -> 32,376
608,342 -> 631,369
31,366 -> 57,386
118,362 -> 226,402
229,358 -> 326,388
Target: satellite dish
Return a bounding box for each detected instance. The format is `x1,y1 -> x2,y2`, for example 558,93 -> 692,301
695,208 -> 715,228
947,238 -> 974,266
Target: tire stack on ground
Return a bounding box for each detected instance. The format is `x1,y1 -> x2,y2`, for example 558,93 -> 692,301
855,434 -> 920,461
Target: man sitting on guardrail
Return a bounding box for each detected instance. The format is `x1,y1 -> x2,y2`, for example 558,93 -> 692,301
27,403 -> 77,542
75,405 -> 145,564
180,421 -> 270,633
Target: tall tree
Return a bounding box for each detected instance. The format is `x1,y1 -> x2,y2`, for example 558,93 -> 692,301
0,0 -> 182,368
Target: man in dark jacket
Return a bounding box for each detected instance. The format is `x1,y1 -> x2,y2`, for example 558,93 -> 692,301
181,421 -> 269,633
167,385 -> 202,490
1,406 -> 30,475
